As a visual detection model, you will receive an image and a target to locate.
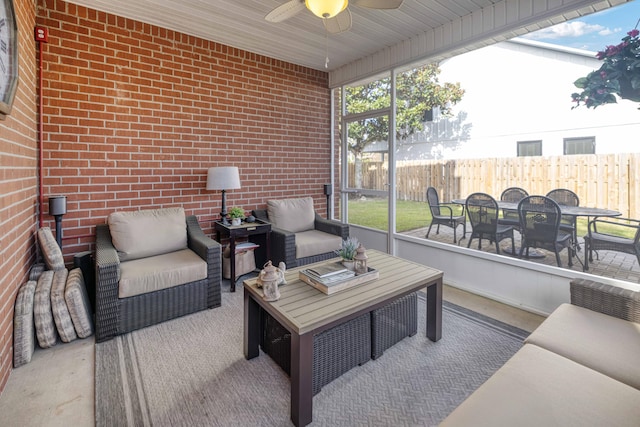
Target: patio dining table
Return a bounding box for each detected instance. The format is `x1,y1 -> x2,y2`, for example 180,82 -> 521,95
451,198 -> 622,260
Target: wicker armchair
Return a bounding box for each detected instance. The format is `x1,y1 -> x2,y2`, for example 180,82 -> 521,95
518,196 -> 573,267
426,187 -> 466,244
466,192 -> 515,255
583,217 -> 640,271
95,211 -> 221,342
252,197 -> 349,269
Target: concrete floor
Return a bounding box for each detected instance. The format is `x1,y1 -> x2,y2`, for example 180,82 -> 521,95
0,284 -> 545,426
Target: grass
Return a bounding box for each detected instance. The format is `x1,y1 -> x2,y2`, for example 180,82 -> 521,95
347,198 -> 635,239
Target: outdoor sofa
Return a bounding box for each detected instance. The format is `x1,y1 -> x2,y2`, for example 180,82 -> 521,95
441,278 -> 640,426
95,207 -> 222,342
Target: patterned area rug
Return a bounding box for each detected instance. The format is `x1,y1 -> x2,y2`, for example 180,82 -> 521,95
95,287 -> 528,426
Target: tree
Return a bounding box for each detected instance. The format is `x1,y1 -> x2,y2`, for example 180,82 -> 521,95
345,63 -> 464,187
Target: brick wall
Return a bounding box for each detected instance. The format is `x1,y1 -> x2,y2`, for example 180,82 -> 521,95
0,0 -> 332,395
0,0 -> 39,392
37,0 -> 332,261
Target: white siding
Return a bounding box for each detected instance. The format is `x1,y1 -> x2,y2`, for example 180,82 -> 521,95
395,39 -> 640,160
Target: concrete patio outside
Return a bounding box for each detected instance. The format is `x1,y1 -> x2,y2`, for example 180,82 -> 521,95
402,224 -> 640,283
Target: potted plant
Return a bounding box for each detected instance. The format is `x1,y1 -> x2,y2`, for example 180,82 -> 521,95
228,207 -> 245,226
336,237 -> 360,270
571,28 -> 640,109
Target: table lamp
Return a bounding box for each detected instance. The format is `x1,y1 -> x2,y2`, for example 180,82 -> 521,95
48,195 -> 67,248
206,166 -> 241,225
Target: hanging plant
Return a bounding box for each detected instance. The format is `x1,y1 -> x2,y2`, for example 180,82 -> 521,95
571,27 -> 640,109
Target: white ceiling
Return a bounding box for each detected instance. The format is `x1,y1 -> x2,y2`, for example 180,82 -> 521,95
64,0 -> 623,72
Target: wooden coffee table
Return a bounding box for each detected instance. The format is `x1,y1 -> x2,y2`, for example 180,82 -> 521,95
243,250 -> 444,426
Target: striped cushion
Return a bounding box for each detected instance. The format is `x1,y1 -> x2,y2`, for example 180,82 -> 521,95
50,269 -> 77,343
65,268 -> 94,338
13,280 -> 37,368
34,270 -> 58,348
37,227 -> 65,270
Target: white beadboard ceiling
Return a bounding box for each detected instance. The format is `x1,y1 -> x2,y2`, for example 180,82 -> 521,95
64,0 -> 627,79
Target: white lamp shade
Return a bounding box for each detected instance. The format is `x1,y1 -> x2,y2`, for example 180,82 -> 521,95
305,0 -> 348,18
206,166 -> 241,190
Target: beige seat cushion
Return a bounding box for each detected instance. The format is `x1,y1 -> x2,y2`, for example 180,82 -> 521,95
50,269 -> 77,343
65,268 -> 94,339
14,280 -> 37,368
525,303 -> 640,390
294,230 -> 342,259
37,227 -> 65,270
118,249 -> 207,298
440,344 -> 640,427
108,207 -> 188,262
267,197 -> 315,233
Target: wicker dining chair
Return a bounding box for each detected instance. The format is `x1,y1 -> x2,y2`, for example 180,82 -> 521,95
583,217 -> 640,271
466,193 -> 515,255
546,188 -> 580,246
426,187 -> 466,244
518,195 -> 574,267
498,187 -> 528,232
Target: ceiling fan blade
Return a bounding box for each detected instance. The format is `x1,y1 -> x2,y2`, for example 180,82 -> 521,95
353,0 -> 404,9
323,9 -> 352,34
265,0 -> 306,23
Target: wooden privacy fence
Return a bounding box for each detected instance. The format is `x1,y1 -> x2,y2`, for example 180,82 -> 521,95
348,154 -> 640,219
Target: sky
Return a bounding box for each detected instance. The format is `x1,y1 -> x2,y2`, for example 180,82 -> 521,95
522,0 -> 640,52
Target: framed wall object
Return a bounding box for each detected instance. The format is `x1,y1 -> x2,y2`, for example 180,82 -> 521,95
0,0 -> 19,118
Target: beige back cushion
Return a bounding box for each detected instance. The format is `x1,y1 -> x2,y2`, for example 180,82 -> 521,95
108,207 -> 188,261
267,197 -> 315,233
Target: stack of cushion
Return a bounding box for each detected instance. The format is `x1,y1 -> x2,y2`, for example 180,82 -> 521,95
13,227 -> 94,368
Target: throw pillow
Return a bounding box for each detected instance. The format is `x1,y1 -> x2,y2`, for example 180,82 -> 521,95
13,280 -> 37,368
65,268 -> 94,338
50,269 -> 77,343
267,197 -> 315,233
108,207 -> 188,262
34,270 -> 58,348
37,227 -> 65,270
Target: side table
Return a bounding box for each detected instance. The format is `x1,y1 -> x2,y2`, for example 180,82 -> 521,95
214,219 -> 271,292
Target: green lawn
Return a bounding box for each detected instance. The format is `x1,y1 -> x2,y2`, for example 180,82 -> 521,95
347,198 -> 634,239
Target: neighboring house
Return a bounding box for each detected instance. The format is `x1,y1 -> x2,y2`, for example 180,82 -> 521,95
393,38 -> 640,160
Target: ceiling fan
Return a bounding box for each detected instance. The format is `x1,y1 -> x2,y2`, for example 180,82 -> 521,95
265,0 -> 404,34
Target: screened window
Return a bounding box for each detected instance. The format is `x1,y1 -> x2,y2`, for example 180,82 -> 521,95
517,140 -> 542,157
564,137 -> 595,155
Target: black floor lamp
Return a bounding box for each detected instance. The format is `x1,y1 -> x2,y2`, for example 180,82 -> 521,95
48,195 -> 67,249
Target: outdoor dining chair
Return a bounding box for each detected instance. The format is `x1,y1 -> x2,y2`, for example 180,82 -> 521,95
426,187 -> 466,244
583,217 -> 640,271
546,188 -> 580,247
518,195 -> 574,267
465,192 -> 515,255
498,187 -> 528,232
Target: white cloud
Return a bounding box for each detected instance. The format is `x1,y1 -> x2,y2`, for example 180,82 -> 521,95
523,21 -> 607,40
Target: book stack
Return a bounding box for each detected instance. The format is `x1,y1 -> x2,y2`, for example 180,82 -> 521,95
302,263 -> 355,285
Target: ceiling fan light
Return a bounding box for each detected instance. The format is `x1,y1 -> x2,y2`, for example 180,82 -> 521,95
305,0 -> 348,19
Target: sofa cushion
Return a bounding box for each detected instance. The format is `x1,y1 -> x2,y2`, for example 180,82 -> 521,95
295,230 -> 342,259
108,207 -> 188,262
13,280 -> 37,368
440,344 -> 640,427
525,303 -> 640,390
118,249 -> 208,298
267,197 -> 315,233
34,270 -> 58,348
65,268 -> 94,338
50,269 -> 77,343
37,227 -> 65,270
